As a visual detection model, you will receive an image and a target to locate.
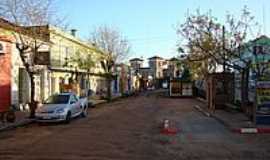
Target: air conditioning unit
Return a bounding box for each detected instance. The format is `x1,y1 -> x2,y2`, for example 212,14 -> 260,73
0,42 -> 6,55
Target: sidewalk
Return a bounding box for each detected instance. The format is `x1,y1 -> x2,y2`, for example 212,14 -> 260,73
0,111 -> 33,132
89,93 -> 123,107
90,99 -> 107,106
195,98 -> 270,134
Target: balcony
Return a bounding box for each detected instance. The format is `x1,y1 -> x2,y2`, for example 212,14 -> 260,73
50,59 -> 66,68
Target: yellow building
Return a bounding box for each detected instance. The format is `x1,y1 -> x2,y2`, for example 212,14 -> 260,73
0,17 -> 108,107
47,26 -> 106,97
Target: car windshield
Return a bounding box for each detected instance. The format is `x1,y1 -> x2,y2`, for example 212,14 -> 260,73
44,95 -> 70,104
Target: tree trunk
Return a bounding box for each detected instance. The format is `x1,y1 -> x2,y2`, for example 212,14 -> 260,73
244,68 -> 250,115
240,70 -> 246,112
107,77 -> 112,102
240,68 -> 249,115
29,73 -> 37,118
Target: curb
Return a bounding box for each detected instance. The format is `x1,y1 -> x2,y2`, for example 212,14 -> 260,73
232,128 -> 270,134
0,119 -> 34,132
91,96 -> 125,108
91,101 -> 107,107
210,112 -> 270,134
194,105 -> 234,128
196,97 -> 207,103
194,105 -> 211,117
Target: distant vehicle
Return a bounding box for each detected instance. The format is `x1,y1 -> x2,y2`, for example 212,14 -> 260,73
162,82 -> 168,89
147,86 -> 155,90
35,92 -> 88,123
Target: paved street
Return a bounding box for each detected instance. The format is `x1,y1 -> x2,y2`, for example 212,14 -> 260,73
0,91 -> 270,160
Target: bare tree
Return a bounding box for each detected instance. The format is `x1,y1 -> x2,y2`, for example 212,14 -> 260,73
0,0 -> 59,117
88,25 -> 131,101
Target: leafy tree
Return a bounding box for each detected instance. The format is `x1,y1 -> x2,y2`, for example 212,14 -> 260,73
69,50 -> 96,89
177,7 -> 260,112
181,66 -> 192,82
70,50 -> 96,71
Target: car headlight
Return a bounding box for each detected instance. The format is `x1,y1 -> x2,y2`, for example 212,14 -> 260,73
55,108 -> 65,114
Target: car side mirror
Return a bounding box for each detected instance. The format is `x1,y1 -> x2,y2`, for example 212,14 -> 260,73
70,101 -> 76,104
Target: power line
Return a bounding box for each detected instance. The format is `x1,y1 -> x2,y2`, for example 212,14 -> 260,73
127,35 -> 176,42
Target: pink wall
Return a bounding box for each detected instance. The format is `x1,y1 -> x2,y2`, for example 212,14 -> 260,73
0,36 -> 12,112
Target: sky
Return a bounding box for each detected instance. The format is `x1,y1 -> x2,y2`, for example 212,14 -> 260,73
57,0 -> 270,64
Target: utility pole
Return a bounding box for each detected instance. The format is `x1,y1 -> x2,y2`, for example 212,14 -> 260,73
222,26 -> 226,72
263,4 -> 267,35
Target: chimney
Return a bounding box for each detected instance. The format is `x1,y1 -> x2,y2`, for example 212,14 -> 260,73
71,29 -> 77,37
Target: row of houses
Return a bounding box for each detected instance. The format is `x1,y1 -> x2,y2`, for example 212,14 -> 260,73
0,18 -> 135,112
129,56 -> 182,89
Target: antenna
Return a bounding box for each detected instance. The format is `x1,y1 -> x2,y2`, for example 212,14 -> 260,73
185,8 -> 190,18
263,4 -> 267,35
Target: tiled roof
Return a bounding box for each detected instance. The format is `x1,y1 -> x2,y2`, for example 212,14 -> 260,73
148,56 -> 164,60
0,17 -> 17,31
169,57 -> 179,61
129,58 -> 144,62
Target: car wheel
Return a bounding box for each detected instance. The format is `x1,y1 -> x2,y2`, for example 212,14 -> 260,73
65,111 -> 71,124
81,107 -> 87,118
37,122 -> 45,126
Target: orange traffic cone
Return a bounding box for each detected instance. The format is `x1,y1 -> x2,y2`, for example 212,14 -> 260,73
160,119 -> 178,135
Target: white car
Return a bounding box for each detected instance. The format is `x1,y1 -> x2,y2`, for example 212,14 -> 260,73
35,93 -> 88,123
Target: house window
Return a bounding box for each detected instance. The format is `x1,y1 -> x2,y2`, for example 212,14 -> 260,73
0,43 -> 4,55
253,46 -> 264,55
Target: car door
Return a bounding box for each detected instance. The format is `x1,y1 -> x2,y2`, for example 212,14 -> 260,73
73,95 -> 82,114
69,95 -> 78,116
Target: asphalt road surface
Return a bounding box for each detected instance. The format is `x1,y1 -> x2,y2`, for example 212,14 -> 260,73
0,91 -> 270,160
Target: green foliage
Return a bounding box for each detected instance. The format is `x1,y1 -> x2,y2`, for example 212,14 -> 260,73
177,46 -> 185,53
181,66 -> 192,82
70,50 -> 95,71
178,6 -> 259,76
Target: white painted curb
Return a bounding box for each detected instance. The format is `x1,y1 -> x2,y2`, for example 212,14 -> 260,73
240,128 -> 258,134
